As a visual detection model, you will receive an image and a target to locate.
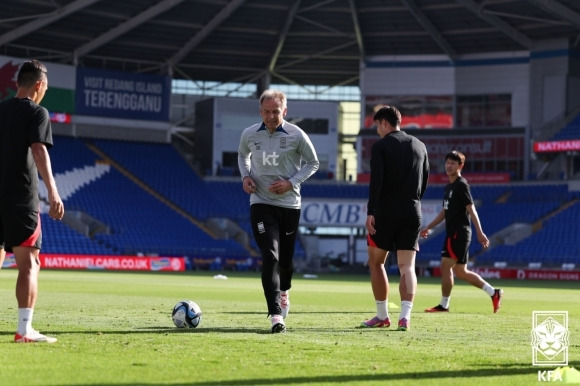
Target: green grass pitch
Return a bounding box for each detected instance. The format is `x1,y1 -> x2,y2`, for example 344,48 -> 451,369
0,269 -> 578,385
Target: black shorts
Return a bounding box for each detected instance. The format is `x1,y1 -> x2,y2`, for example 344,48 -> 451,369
441,234 -> 470,264
0,209 -> 42,253
367,215 -> 421,252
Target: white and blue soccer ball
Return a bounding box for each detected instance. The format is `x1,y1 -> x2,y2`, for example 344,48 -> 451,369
172,300 -> 202,328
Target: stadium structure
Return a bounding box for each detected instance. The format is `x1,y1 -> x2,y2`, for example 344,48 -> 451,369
1,0 -> 580,279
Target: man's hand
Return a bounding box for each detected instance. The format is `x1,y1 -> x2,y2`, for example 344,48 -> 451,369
48,191 -> 64,220
268,180 -> 292,195
243,176 -> 257,194
366,215 -> 376,235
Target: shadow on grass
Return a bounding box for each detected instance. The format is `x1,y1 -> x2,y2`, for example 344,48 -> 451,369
157,363 -> 580,385
66,365 -> 543,385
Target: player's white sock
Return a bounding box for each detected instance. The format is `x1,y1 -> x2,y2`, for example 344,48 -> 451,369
482,283 -> 495,296
376,299 -> 389,320
400,301 -> 413,320
18,308 -> 34,335
441,296 -> 450,309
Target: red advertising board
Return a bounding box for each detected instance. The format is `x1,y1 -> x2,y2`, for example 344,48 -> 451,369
533,140 -> 580,153
2,254 -> 185,271
359,135 -> 524,161
428,173 -> 511,184
431,267 -> 580,281
358,172 -> 511,184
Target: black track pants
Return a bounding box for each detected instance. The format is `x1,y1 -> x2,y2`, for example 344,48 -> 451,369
250,203 -> 300,315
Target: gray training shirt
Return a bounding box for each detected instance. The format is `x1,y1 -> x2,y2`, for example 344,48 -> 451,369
238,121 -> 319,209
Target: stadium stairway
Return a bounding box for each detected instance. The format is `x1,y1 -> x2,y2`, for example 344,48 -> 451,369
472,191 -> 580,268
40,136 -> 255,260
550,113 -> 580,141
86,139 -> 258,258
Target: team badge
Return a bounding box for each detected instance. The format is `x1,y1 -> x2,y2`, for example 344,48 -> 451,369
280,137 -> 287,148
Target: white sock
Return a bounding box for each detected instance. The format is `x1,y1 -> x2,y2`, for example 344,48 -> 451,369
18,308 -> 34,335
440,296 -> 450,309
271,314 -> 284,325
482,283 -> 495,296
376,299 -> 389,320
400,301 -> 413,321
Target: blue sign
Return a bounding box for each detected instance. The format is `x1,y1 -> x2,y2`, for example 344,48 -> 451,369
75,67 -> 171,121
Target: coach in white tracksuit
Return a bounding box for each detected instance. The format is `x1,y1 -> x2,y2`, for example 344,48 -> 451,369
238,89 -> 319,333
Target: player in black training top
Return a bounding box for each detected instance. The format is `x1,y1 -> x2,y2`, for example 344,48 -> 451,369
361,105 -> 429,331
421,151 -> 503,313
0,59 -> 64,343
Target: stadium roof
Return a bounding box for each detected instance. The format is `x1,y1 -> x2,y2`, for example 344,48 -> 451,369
2,0 -> 580,88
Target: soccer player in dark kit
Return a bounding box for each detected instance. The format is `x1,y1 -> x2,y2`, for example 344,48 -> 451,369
361,105 -> 429,331
0,59 -> 64,343
421,151 -> 503,313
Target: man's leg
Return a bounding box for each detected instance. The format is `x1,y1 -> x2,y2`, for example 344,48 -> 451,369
0,248 -> 5,270
279,208 -> 300,292
397,250 -> 416,302
13,246 -> 56,343
368,245 -> 389,301
278,208 -> 300,319
250,205 -> 287,332
453,264 -> 503,313
397,250 -> 416,331
426,257 -> 455,312
360,245 -> 391,327
14,246 -> 40,309
250,205 -> 281,316
441,257 -> 456,297
453,263 -> 485,288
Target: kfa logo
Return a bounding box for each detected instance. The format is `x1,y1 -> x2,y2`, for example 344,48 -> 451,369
531,311 -> 569,366
537,369 -> 562,382
263,151 -> 279,166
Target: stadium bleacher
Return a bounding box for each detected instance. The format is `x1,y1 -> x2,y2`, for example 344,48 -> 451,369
550,114 -> 580,141
41,136 -> 249,262
39,135 -> 580,270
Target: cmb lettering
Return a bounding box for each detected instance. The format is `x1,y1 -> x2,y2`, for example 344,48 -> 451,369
302,202 -> 364,226
538,370 -> 562,382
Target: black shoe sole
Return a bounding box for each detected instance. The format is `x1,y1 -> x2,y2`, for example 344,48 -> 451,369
271,323 -> 286,333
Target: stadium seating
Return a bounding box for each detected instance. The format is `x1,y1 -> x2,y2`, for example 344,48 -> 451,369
550,114 -> 580,141
39,135 -> 580,269
417,183 -> 575,267
475,200 -> 580,267
41,136 -> 249,260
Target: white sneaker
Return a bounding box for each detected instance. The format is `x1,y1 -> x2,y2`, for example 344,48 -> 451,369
14,330 -> 57,343
271,314 -> 286,333
281,292 -> 290,318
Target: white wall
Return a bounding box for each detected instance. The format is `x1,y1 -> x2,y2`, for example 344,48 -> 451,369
362,55 -> 454,95
455,52 -> 529,128
362,52 -> 530,128
528,38 -> 570,129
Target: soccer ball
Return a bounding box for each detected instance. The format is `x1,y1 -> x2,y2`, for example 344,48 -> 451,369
172,300 -> 202,328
